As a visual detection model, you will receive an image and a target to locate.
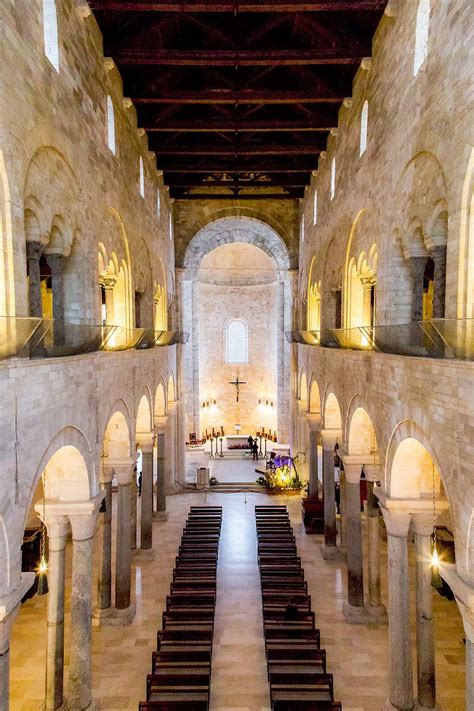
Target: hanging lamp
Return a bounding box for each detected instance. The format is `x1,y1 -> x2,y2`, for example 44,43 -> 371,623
37,473 -> 49,595
430,460 -> 443,590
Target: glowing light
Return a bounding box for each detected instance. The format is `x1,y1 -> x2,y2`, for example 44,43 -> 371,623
431,548 -> 440,569
38,557 -> 48,574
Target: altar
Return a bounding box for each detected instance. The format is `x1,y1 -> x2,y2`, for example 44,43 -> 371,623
226,434 -> 252,448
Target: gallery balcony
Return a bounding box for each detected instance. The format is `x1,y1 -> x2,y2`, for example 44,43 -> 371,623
286,319 -> 474,361
0,316 -> 188,361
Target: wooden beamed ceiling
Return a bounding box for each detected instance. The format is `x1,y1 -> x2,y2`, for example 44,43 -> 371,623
90,0 -> 388,199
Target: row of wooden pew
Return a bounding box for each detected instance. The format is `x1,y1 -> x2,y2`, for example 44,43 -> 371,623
138,506 -> 222,711
255,505 -> 342,711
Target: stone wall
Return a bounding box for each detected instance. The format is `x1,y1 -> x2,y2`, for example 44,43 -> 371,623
296,0 -> 474,584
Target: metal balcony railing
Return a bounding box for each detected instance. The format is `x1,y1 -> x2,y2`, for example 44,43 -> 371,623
287,319 -> 474,361
0,317 -> 188,360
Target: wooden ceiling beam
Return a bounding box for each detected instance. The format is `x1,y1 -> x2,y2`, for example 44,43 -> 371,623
171,192 -> 302,200
154,145 -> 322,155
145,121 -> 333,131
91,2 -> 386,13
113,48 -> 366,66
133,91 -> 344,104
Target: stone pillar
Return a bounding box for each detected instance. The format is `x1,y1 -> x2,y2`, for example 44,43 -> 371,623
320,430 -> 341,560
154,421 -> 168,520
431,245 -> 447,319
130,467 -> 138,552
165,405 -> 177,493
68,496 -> 102,711
408,255 -> 428,322
306,416 -> 320,498
139,435 -> 154,554
0,574 -> 35,711
95,467 -> 113,618
26,241 -> 44,318
366,481 -> 386,618
42,514 -> 69,710
381,507 -> 414,711
113,459 -> 136,620
412,514 -> 437,710
339,470 -> 347,553
342,460 -> 370,623
175,398 -> 187,487
44,253 -> 66,346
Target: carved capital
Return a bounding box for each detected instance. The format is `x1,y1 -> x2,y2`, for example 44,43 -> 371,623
26,241 -> 44,261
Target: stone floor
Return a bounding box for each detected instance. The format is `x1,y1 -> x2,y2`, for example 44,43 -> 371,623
9,490 -> 466,710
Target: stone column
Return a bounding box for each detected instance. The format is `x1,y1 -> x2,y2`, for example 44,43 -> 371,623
175,397 -> 187,487
431,245 -> 447,319
408,255 -> 428,322
339,470 -> 347,553
0,574 -> 35,711
342,460 -> 370,623
366,481 -> 386,618
68,496 -> 102,711
44,253 -> 66,346
114,459 -> 136,621
165,405 -> 177,494
306,415 -> 320,498
412,514 -> 437,710
40,513 -> 69,710
26,241 -> 44,318
138,435 -> 155,555
320,430 -> 341,560
130,466 -> 138,552
381,507 -> 414,711
94,465 -> 113,621
154,421 -> 168,520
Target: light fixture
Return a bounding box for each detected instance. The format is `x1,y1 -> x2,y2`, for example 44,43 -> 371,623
430,460 -> 443,589
37,474 -> 49,596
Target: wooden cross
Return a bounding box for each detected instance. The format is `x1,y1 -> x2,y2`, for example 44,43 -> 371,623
229,376 -> 246,402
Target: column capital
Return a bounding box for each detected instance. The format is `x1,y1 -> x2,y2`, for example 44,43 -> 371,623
102,456 -> 136,485
410,512 -> 435,537
154,415 -> 168,433
137,432 -> 155,454
44,252 -> 67,272
68,493 -> 105,541
26,240 -> 45,260
320,428 -> 341,450
305,413 -> 321,431
33,506 -> 69,540
380,505 -> 411,538
341,452 -> 380,484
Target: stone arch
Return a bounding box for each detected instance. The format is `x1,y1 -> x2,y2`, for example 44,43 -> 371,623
308,376 -> 321,415
136,389 -> 153,435
168,373 -> 176,403
385,420 -> 452,505
299,370 -> 308,406
346,399 -> 378,456
26,426 -> 95,515
458,147 -> 474,318
155,380 -> 167,417
0,516 -> 11,595
322,389 -> 342,431
184,216 -> 290,278
101,400 -> 134,461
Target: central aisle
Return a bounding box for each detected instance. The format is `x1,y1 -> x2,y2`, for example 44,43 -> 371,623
211,497 -> 271,710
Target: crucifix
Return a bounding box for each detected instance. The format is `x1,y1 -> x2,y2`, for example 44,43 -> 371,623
229,376 -> 246,402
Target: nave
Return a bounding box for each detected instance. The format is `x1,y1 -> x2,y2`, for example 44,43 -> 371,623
9,492 -> 465,710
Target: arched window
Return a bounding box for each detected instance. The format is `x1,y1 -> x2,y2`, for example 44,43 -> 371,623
360,100 -> 368,156
42,0 -> 60,71
413,0 -> 430,76
139,157 -> 145,197
157,189 -> 161,217
225,319 -> 248,364
106,96 -> 115,154
313,190 -> 318,225
330,158 -> 336,200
